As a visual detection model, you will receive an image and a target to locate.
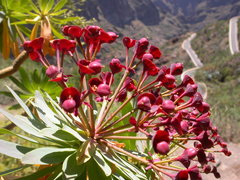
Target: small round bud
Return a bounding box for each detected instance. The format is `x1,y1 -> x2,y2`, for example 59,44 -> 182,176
156,141 -> 170,155
62,99 -> 76,113
46,65 -> 59,78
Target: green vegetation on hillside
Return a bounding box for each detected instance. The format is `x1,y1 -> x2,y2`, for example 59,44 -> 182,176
192,20 -> 240,142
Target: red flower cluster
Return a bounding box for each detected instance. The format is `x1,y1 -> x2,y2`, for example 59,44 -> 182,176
23,25 -> 231,180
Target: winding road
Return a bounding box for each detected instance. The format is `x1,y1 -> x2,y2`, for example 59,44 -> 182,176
229,16 -> 240,55
181,33 -> 207,99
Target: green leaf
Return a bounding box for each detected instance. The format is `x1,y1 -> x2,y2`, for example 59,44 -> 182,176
17,164 -> 60,180
44,0 -> 54,14
29,1 -> 40,14
39,127 -> 80,144
7,86 -> 33,118
99,146 -> 146,180
0,128 -> 39,144
50,9 -> 67,16
7,18 -> 17,40
0,165 -> 31,176
34,91 -> 61,127
19,68 -> 33,92
22,147 -> 75,165
0,11 -> 5,24
0,139 -> 33,159
0,109 -> 45,137
62,125 -> 87,142
77,139 -> 96,165
51,25 -> 64,38
94,150 -> 112,176
53,0 -> 67,12
86,158 -> 111,180
45,93 -> 75,125
9,76 -> 30,92
62,152 -> 85,179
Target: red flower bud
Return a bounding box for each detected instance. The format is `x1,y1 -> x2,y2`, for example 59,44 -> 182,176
170,63 -> 183,75
142,53 -> 153,61
197,102 -> 210,113
116,89 -> 127,102
89,60 -> 103,74
162,100 -> 175,113
46,65 -> 59,78
180,75 -> 194,87
184,148 -> 198,159
68,26 -> 83,38
109,58 -> 124,74
137,93 -> 156,111
129,117 -> 137,126
136,38 -> 149,59
182,84 -> 198,97
96,84 -> 111,97
149,45 -> 161,59
180,121 -> 189,133
191,92 -> 203,107
61,99 -> 76,113
62,25 -> 71,36
156,141 -> 170,155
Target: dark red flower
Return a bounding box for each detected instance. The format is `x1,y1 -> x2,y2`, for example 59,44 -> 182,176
142,59 -> 159,76
137,93 -> 156,111
175,170 -> 188,180
23,37 -> 44,52
116,89 -> 127,102
152,130 -> 170,154
89,76 -> 111,97
78,60 -> 95,75
89,78 -> 103,93
62,25 -> 70,36
170,63 -> 183,75
124,77 -> 136,91
122,37 -> 136,48
99,30 -> 118,43
60,87 -> 81,114
84,25 -> 101,44
29,51 -> 40,61
51,39 -> 76,53
68,26 -> 84,39
149,45 -> 161,59
136,38 -> 149,59
23,38 -> 44,61
109,58 -> 125,74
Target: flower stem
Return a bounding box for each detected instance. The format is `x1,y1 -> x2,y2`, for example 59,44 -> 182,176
104,136 -> 149,140
100,127 -> 135,137
100,109 -> 137,132
97,95 -> 134,131
96,71 -> 129,131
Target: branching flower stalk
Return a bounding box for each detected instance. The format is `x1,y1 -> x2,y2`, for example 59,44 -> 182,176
19,24 -> 232,179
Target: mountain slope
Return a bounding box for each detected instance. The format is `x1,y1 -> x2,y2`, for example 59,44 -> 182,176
78,0 -> 240,41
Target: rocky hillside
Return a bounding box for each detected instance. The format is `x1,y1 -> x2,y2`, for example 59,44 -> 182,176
78,0 -> 240,42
